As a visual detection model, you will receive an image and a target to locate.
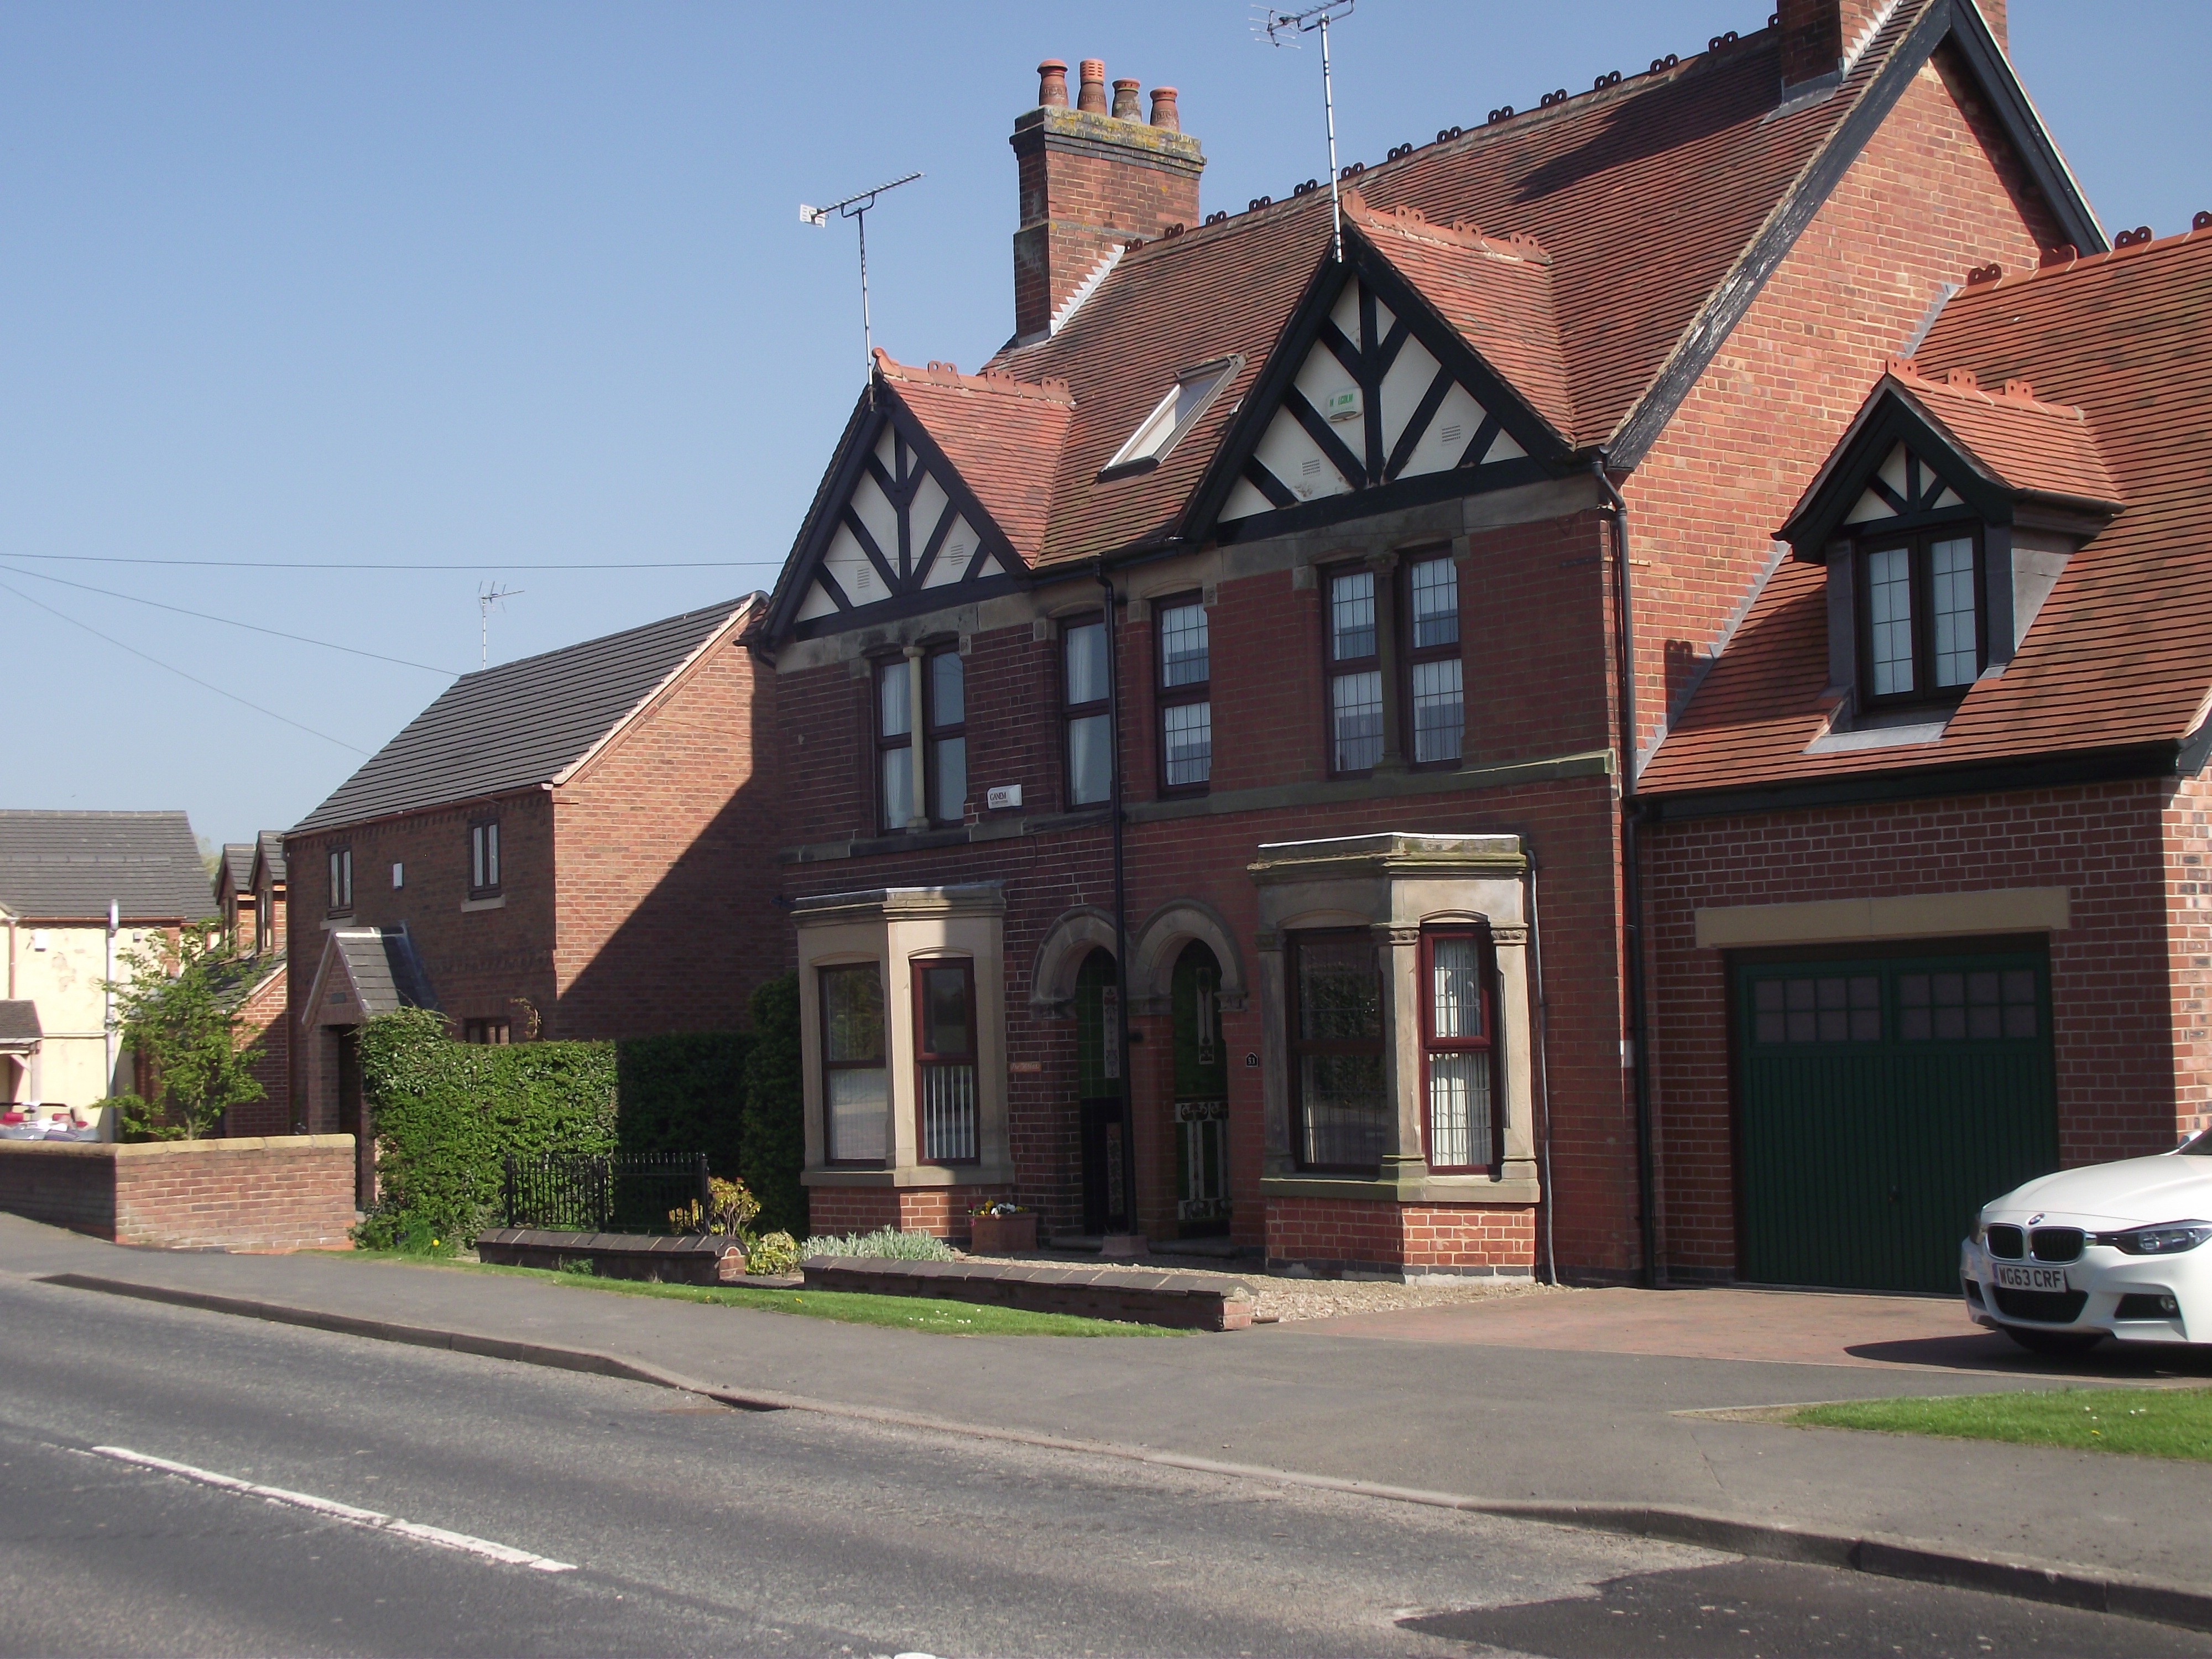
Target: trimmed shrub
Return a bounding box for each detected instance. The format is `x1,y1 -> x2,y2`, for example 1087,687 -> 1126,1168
740,973 -> 806,1238
804,1227 -> 958,1262
354,1009 -> 618,1249
616,1031 -> 752,1173
743,1231 -> 800,1275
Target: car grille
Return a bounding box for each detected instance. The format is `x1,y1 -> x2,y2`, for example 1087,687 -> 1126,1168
2030,1227 -> 2085,1262
1985,1225 -> 2025,1259
1992,1287 -> 2088,1324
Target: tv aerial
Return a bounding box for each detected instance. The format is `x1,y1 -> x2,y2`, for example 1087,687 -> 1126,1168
477,582 -> 523,671
1258,0 -> 1356,262
801,171 -> 923,400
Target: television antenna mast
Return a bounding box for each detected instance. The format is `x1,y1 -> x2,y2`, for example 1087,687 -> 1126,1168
478,582 -> 523,671
1258,1 -> 1356,263
801,171 -> 923,401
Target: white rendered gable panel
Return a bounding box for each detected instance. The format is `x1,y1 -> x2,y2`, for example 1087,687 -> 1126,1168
1329,279 -> 1364,343
921,514 -> 980,588
910,472 -> 951,563
1877,443 -> 1911,499
1397,383 -> 1491,479
1221,477 -> 1276,521
874,428 -> 899,472
1931,486 -> 1963,509
795,582 -> 839,622
975,554 -> 1005,580
821,522 -> 887,606
1254,408 -> 1355,503
1293,339 -> 1361,435
848,469 -> 901,577
1378,333 -> 1441,459
1481,423 -> 1525,464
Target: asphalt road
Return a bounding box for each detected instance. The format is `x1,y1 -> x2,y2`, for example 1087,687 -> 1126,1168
1,1274 -> 2203,1658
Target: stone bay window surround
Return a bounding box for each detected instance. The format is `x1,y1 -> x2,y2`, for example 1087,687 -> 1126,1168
794,885 -> 1016,1235
1253,834 -> 1540,1276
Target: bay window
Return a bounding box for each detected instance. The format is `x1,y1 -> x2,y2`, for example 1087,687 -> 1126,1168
1326,567 -> 1383,775
1858,530 -> 1982,708
1064,616 -> 1113,807
820,963 -> 888,1164
1156,593 -> 1211,794
1289,930 -> 1388,1171
914,958 -> 978,1162
1422,931 -> 1496,1171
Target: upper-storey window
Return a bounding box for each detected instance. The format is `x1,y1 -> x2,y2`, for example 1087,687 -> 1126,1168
469,819 -> 501,897
1404,551 -> 1463,766
1326,567 -> 1382,775
926,649 -> 966,825
1064,616 -> 1113,807
327,846 -> 352,914
1097,356 -> 1243,482
1858,530 -> 1983,709
1156,594 -> 1211,794
257,888 -> 272,953
877,660 -> 912,832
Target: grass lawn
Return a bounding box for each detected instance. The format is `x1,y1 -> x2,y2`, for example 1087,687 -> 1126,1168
333,1250 -> 1185,1339
1787,1386 -> 2212,1462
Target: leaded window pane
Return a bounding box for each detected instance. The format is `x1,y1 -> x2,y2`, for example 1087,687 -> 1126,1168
822,966 -> 884,1062
1329,570 -> 1375,662
1296,936 -> 1380,1041
1299,1052 -> 1388,1167
1868,545 -> 1914,696
1409,556 -> 1459,649
1931,536 -> 1978,686
1411,657 -> 1463,763
1163,701 -> 1211,786
1160,602 -> 1208,687
1332,670 -> 1383,772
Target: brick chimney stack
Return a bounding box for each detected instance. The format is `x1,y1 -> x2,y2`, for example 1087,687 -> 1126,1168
1010,55 -> 1204,343
1776,0 -> 1888,90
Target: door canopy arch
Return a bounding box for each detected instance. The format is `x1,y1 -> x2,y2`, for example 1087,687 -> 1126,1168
1130,898 -> 1247,1013
1030,905 -> 1118,1015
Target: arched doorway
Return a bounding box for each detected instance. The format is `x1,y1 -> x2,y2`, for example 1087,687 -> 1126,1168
1171,940 -> 1230,1238
1073,947 -> 1130,1235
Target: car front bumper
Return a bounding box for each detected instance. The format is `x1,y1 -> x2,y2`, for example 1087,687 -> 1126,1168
1959,1235 -> 2208,1344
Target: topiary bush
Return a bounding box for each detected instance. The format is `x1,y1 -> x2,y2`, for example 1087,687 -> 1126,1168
740,973 -> 806,1239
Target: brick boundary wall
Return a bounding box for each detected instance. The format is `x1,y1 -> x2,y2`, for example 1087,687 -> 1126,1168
0,1135 -> 357,1251
805,1183 -> 1012,1244
802,1256 -> 1254,1331
1264,1197 -> 1537,1279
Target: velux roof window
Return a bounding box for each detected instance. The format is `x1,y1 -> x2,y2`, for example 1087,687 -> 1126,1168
1097,355 -> 1243,482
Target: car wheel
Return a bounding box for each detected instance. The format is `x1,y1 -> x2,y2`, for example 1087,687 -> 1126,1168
1999,1323 -> 2103,1357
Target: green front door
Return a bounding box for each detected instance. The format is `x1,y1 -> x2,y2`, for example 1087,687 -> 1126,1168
1734,947 -> 2058,1293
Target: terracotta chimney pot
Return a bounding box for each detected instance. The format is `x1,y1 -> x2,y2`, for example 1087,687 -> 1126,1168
1148,87 -> 1181,131
1077,59 -> 1108,113
1037,59 -> 1068,109
1111,77 -> 1141,119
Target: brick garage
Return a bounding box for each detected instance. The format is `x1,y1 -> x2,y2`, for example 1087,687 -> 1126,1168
0,1135 -> 358,1251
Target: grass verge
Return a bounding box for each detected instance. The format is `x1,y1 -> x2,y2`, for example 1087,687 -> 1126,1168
333,1250 -> 1185,1338
1787,1386 -> 2212,1461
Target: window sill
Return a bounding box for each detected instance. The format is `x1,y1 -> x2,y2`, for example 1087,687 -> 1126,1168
320,914 -> 354,930
461,894 -> 506,912
1259,1171 -> 1540,1206
804,1162 -> 1018,1189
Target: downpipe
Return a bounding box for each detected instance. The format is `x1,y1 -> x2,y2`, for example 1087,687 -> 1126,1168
1098,559 -> 1138,1234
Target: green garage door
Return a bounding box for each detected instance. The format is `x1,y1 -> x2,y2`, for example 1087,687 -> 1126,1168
1735,947 -> 2058,1293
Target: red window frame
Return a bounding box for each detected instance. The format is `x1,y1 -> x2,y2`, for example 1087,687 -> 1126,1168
1419,928 -> 1500,1173
911,956 -> 980,1166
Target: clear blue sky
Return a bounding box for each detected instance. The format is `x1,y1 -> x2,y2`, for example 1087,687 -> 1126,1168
5,2 -> 2203,851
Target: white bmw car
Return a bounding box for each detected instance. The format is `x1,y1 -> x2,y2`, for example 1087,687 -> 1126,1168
1960,1129 -> 2212,1354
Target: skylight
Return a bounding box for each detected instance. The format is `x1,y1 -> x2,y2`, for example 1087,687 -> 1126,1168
1098,354 -> 1244,481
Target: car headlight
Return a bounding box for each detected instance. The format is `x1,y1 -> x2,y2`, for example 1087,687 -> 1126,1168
2096,1220 -> 2212,1255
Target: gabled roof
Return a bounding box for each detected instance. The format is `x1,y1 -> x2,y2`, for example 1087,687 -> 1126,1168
252,830 -> 287,890
761,0 -> 2099,637
215,843 -> 254,903
0,1001 -> 41,1046
0,811 -> 214,922
295,596 -> 760,834
309,926 -> 440,1020
1641,222 -> 2212,801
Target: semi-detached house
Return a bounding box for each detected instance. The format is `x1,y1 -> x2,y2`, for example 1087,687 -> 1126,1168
751,0 -> 2102,1282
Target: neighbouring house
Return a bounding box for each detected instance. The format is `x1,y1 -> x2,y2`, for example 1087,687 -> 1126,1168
750,0 -> 2100,1280
215,831 -> 292,1138
284,594 -> 781,1204
1635,221 -> 2212,1291
0,810 -> 217,1131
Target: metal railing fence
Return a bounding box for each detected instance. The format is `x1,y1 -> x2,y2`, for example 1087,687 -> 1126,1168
502,1150 -> 710,1233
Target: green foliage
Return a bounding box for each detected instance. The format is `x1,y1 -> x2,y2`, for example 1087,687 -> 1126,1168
743,1230 -> 799,1275
353,1009 -> 618,1249
1791,1386 -> 2212,1462
616,1031 -> 752,1173
739,973 -> 806,1238
90,1094 -> 156,1140
101,930 -> 265,1141
803,1226 -> 958,1262
665,1176 -> 761,1237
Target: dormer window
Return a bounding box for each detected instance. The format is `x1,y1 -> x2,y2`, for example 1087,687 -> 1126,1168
1097,355 -> 1242,482
1858,529 -> 1983,708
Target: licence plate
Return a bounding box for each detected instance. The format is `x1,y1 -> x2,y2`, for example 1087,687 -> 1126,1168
1994,1264 -> 2069,1292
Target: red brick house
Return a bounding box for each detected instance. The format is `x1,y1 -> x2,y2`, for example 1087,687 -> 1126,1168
1636,221 -> 2212,1291
752,0 -> 2099,1279
285,596 -> 781,1201
214,832 -> 291,1136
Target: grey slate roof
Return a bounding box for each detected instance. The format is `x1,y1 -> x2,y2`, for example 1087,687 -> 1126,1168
0,1000 -> 40,1045
254,830 -> 287,888
215,843 -> 254,901
331,928 -> 440,1015
0,811 -> 216,922
294,597 -> 758,834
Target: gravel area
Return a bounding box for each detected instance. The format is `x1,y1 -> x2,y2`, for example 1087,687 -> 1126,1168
956,1250 -> 1577,1324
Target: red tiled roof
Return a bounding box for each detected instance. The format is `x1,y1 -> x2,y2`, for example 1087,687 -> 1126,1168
1889,363 -> 2120,507
1640,223 -> 2212,797
877,354 -> 1073,562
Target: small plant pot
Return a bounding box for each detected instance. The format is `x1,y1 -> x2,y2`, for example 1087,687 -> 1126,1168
968,1212 -> 1037,1254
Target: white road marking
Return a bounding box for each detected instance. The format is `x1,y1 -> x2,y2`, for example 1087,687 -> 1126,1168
90,1445 -> 576,1572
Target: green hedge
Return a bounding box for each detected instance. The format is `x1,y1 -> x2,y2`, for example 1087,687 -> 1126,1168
354,975 -> 805,1249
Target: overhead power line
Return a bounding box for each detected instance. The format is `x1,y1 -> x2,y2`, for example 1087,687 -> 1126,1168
0,561 -> 461,675
0,577 -> 369,755
2,551 -> 780,572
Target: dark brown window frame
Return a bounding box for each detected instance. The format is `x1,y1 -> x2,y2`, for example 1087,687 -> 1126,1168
873,654 -> 915,833
1399,547 -> 1464,772
911,954 -> 980,1166
1322,564 -> 1383,780
818,961 -> 890,1168
327,845 -> 353,915
1287,927 -> 1387,1175
1419,927 -> 1501,1173
468,817 -> 502,898
922,643 -> 967,827
1853,523 -> 1986,713
1062,611 -> 1113,810
462,1017 -> 512,1046
1154,590 -> 1211,797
